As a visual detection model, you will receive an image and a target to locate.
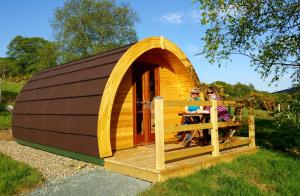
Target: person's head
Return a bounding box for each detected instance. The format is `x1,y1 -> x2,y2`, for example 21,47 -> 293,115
206,87 -> 218,100
190,87 -> 200,99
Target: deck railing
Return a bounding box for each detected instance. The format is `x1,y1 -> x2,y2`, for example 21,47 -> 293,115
154,97 -> 256,171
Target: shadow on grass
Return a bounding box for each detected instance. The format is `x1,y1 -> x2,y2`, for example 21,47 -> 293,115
0,111 -> 12,117
255,118 -> 300,156
2,90 -> 18,103
235,117 -> 299,156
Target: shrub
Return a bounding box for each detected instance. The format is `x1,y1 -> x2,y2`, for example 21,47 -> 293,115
273,93 -> 300,131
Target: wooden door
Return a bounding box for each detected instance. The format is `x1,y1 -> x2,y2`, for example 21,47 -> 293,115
133,62 -> 160,145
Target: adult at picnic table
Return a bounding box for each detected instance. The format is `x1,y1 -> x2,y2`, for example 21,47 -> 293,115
204,86 -> 235,143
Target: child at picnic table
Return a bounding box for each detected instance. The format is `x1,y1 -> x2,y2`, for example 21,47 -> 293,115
183,87 -> 203,123
178,87 -> 205,146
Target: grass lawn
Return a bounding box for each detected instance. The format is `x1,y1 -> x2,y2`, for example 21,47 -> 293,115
0,80 -> 43,196
141,149 -> 300,196
141,109 -> 300,195
0,153 -> 44,196
0,110 -> 12,130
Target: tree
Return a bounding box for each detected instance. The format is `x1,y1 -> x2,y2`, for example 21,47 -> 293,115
0,58 -> 16,78
51,0 -> 139,63
210,80 -> 233,97
196,0 -> 300,84
6,36 -> 57,75
26,42 -> 58,74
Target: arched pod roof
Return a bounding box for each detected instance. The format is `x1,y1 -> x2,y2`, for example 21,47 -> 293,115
12,44 -> 134,157
12,36 -> 200,158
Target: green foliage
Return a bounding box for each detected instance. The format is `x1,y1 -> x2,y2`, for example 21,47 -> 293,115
51,0 -> 139,63
273,93 -> 300,131
0,153 -> 44,196
141,149 -> 300,195
250,92 -> 276,111
210,81 -> 277,110
254,107 -> 300,154
0,57 -> 19,78
6,35 -> 57,76
26,41 -> 58,74
274,110 -> 299,130
196,0 -> 300,83
211,81 -> 256,99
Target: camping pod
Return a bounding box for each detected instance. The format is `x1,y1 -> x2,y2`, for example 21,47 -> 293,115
12,36 -> 203,164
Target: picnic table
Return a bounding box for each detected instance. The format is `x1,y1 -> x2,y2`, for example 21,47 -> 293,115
178,111 -> 210,147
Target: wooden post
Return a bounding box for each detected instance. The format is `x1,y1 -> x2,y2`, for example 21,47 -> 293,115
154,96 -> 165,170
210,100 -> 219,156
248,104 -> 256,148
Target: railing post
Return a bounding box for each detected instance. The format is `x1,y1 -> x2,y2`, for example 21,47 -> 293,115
210,100 -> 219,156
154,96 -> 165,170
248,104 -> 256,148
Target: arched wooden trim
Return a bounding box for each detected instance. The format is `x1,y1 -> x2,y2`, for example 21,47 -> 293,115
97,36 -> 199,157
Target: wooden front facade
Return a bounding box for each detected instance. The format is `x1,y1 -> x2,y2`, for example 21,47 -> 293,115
110,47 -> 201,152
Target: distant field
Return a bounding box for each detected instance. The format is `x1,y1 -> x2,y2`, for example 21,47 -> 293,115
0,79 -> 25,130
254,109 -> 273,120
1,79 -> 25,104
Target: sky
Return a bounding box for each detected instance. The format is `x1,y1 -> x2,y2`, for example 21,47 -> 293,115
0,0 -> 293,92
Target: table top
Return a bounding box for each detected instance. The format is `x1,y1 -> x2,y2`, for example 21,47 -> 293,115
178,111 -> 210,117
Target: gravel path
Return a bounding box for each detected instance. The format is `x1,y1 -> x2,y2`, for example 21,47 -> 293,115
26,168 -> 151,196
0,139 -> 151,195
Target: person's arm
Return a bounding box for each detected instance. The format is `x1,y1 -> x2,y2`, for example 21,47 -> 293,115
184,106 -> 190,113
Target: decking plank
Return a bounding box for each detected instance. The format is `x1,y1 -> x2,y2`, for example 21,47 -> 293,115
104,138 -> 257,182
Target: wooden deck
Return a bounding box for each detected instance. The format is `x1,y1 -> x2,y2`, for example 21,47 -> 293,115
104,137 -> 257,182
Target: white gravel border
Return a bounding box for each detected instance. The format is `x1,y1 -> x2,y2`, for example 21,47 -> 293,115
0,140 -> 99,180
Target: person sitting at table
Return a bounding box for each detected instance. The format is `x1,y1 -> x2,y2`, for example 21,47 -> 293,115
205,87 -> 230,121
178,87 -> 204,145
205,87 -> 235,142
183,87 -> 203,123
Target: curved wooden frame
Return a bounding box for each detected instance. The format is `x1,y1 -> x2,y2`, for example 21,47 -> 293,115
97,36 -> 199,157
